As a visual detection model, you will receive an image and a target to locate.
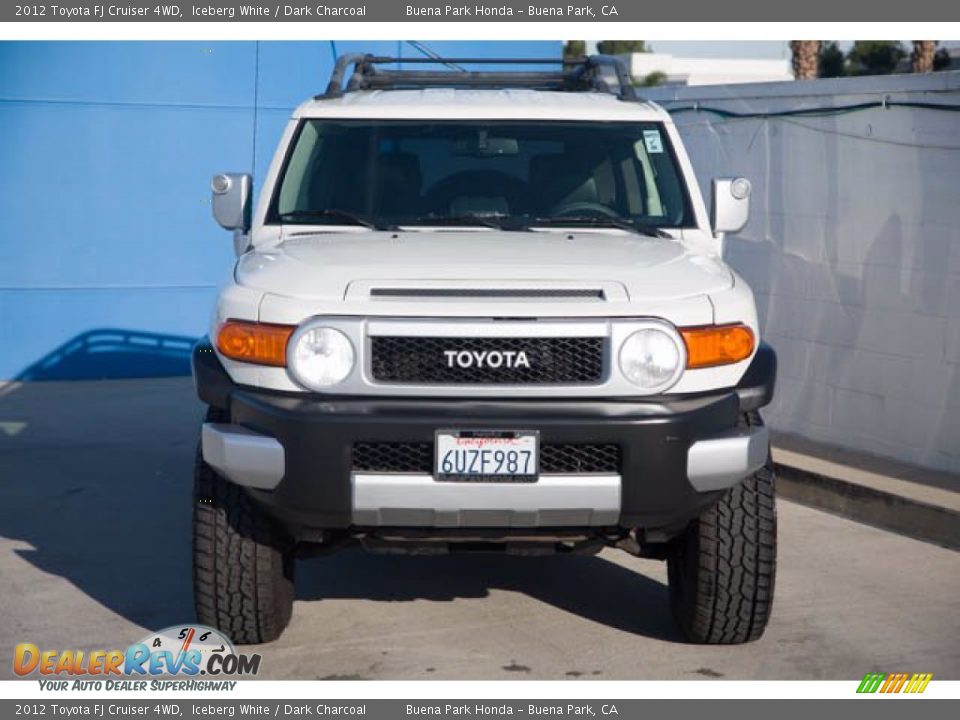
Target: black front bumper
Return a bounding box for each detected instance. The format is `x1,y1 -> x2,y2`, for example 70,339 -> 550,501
193,341 -> 776,535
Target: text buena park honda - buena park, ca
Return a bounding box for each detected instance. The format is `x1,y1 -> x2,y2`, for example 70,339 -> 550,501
408,4 -> 619,16
409,706 -> 621,716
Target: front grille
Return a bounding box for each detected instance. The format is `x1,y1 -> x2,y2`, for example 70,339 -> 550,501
352,442 -> 620,474
353,442 -> 432,474
370,336 -> 604,384
540,444 -> 621,474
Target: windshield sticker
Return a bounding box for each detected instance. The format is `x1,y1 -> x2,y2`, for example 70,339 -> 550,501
643,129 -> 664,154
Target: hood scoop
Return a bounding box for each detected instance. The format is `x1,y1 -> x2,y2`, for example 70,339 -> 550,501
369,287 -> 606,301
348,280 -> 628,303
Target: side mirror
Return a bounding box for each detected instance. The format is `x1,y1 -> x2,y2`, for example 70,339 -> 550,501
711,177 -> 751,236
211,173 -> 252,233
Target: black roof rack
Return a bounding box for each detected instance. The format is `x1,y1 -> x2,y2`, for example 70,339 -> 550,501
318,54 -> 640,102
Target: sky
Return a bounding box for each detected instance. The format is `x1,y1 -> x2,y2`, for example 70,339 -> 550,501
589,40 -> 960,59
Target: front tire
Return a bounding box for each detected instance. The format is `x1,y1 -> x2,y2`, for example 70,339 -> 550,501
193,411 -> 295,644
667,413 -> 777,644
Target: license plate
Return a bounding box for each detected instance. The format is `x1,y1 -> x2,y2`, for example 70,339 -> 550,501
435,430 -> 539,482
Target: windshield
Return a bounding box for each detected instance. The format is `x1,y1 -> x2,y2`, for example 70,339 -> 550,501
268,119 -> 693,231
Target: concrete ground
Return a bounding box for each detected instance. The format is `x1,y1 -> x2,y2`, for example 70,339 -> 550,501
1,378 -> 958,680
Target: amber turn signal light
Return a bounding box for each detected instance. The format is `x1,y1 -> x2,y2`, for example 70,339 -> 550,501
216,320 -> 295,367
680,324 -> 755,369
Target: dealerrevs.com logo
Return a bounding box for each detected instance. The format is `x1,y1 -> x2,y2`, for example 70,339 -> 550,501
14,625 -> 260,690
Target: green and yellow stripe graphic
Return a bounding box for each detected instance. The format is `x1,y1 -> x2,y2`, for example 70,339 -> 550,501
857,672 -> 933,694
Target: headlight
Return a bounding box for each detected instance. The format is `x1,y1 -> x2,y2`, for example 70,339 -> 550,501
618,325 -> 685,391
287,325 -> 355,389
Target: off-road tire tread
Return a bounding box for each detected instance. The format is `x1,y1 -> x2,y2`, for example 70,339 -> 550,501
667,411 -> 777,644
193,408 -> 295,644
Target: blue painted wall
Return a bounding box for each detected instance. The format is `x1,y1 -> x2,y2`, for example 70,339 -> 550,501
0,40 -> 561,380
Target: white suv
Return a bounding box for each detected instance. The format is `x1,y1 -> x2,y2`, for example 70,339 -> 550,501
193,54 -> 778,645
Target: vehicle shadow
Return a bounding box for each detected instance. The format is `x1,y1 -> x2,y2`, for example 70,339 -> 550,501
0,332 -> 202,642
1,356 -> 680,646
13,328 -> 196,381
297,549 -> 681,642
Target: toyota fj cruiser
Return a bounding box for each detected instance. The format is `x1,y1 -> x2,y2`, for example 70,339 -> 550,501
193,54 -> 777,645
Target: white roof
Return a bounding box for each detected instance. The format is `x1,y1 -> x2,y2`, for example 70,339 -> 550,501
294,89 -> 669,122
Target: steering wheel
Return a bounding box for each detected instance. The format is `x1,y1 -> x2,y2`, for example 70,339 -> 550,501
549,201 -> 621,219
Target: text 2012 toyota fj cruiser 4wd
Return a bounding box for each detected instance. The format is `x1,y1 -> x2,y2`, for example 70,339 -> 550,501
193,54 -> 777,645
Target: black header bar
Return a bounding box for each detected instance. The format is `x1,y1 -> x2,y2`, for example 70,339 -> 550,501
4,1 -> 954,22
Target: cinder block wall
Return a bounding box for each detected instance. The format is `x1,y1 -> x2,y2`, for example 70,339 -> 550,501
648,73 -> 960,473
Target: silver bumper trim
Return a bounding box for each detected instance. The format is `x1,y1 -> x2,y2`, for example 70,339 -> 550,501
352,473 -> 621,528
201,423 -> 285,490
199,421 -> 769,518
687,425 -> 770,492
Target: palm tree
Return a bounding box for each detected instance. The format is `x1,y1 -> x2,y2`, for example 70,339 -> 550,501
847,41 -> 906,75
789,41 -> 821,80
563,40 -> 586,61
912,41 -> 937,73
597,40 -> 649,55
819,41 -> 845,77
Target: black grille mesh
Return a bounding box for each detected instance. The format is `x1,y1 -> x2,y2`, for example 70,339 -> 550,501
370,336 -> 604,384
352,442 -> 431,474
540,444 -> 621,474
352,442 -> 620,474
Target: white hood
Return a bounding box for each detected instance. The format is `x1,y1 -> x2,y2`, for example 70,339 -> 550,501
236,230 -> 732,303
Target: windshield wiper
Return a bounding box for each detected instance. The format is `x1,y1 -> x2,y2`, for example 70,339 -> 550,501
278,209 -> 395,231
406,214 -> 518,231
526,215 -> 671,238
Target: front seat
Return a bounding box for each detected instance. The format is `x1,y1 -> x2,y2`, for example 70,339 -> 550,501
374,153 -> 423,219
424,170 -> 527,217
529,152 -> 603,214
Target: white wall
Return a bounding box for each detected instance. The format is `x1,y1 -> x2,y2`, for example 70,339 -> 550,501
625,52 -> 792,86
646,72 -> 960,473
